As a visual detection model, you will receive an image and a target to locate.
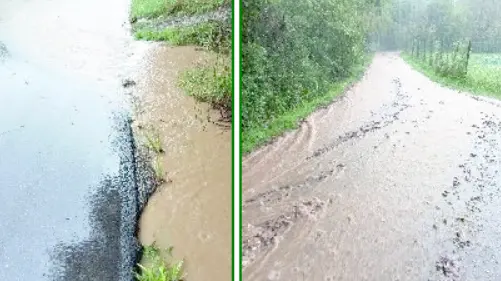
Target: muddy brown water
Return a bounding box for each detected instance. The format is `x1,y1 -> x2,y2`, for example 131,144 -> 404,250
132,46 -> 231,281
243,53 -> 501,281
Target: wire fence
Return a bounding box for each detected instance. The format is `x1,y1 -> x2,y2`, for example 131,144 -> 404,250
406,37 -> 472,78
470,40 -> 501,53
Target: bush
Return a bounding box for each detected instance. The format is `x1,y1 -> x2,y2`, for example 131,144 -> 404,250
241,0 -> 378,132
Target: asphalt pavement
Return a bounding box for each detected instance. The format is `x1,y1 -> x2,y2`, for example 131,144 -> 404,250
0,1 -> 153,280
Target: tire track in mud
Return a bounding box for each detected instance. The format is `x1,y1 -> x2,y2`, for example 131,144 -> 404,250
244,76 -> 413,198
244,165 -> 344,206
307,78 -> 411,160
243,78 -> 413,269
243,157 -> 345,266
243,197 -> 329,267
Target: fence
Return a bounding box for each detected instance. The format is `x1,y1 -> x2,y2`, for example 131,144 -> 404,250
407,36 -> 473,78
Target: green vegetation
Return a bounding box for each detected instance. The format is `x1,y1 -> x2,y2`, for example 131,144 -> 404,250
179,55 -> 231,112
407,39 -> 473,78
135,19 -> 232,112
144,129 -> 164,154
135,23 -> 212,44
131,0 -> 231,113
371,0 -> 501,99
134,21 -> 230,51
131,0 -> 228,20
242,0 -> 383,152
242,55 -> 373,153
138,127 -> 166,183
135,245 -> 185,281
403,52 -> 501,99
152,156 -> 165,183
130,0 -> 230,50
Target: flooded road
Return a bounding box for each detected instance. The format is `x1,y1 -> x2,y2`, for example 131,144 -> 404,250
132,46 -> 231,281
242,53 -> 501,281
0,0 -> 149,280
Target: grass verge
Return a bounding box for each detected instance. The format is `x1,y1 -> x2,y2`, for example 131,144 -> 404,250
136,126 -> 167,184
134,21 -> 229,49
131,0 -> 228,20
135,245 -> 185,281
134,21 -> 232,112
242,54 -> 374,154
402,53 -> 501,100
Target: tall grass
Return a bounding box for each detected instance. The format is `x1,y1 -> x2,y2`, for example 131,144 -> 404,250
403,52 -> 501,99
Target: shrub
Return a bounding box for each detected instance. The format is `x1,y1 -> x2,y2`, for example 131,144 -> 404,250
241,0 -> 378,131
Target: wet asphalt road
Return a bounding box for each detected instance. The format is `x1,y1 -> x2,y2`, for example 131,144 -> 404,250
243,53 -> 501,280
0,1 -> 151,280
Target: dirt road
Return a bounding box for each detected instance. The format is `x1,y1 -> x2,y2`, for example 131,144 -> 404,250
242,53 -> 501,281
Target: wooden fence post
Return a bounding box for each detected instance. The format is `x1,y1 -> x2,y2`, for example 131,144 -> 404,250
423,38 -> 427,61
429,39 -> 433,66
416,39 -> 419,59
465,40 -> 472,75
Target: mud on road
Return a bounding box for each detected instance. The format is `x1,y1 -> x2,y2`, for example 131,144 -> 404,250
242,53 -> 501,281
131,46 -> 232,281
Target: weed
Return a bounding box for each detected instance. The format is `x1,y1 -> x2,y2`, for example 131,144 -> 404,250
144,129 -> 164,154
135,245 -> 185,281
141,128 -> 165,183
152,156 -> 165,184
179,55 -> 231,112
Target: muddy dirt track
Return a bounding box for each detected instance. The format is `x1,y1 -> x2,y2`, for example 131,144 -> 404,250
242,53 -> 501,281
